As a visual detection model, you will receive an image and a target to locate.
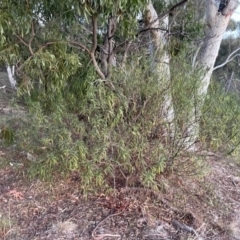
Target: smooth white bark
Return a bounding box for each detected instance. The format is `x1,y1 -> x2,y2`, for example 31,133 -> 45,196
6,65 -> 17,88
143,1 -> 238,151
185,0 -> 239,150
144,3 -> 174,134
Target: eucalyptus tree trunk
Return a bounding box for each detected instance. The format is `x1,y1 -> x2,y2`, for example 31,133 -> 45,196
146,0 -> 239,151
144,2 -> 175,135
185,0 -> 239,150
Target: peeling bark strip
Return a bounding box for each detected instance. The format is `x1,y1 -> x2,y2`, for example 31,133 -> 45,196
144,2 -> 175,132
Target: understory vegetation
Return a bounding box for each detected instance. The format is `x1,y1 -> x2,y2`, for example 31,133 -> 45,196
202,80 -> 240,155
1,57 -> 240,194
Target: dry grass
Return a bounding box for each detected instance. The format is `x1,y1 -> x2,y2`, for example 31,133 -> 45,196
0,216 -> 12,239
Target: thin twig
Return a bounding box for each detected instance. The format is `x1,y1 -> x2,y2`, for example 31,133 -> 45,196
93,233 -> 121,240
0,105 -> 7,113
91,210 -> 124,238
145,0 -> 188,28
14,34 -> 29,48
28,21 -> 35,56
213,47 -> 240,71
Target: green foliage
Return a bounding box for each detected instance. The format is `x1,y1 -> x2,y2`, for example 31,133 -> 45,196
170,52 -> 240,157
13,64 -> 169,192
168,0 -> 204,58
201,81 -> 240,155
170,55 -> 202,135
3,48 -> 238,192
227,19 -> 240,32
0,216 -> 12,239
2,0 -> 238,194
0,0 -> 149,110
0,126 -> 15,144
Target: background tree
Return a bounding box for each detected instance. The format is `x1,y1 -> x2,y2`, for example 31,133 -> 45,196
187,0 -> 239,149
154,0 -> 240,150
214,22 -> 240,93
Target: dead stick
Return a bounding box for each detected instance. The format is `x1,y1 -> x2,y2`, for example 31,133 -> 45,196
91,210 -> 124,238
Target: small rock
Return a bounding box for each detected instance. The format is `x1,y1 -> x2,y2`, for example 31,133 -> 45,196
26,152 -> 37,162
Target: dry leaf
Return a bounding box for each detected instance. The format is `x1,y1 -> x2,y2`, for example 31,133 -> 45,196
8,190 -> 24,200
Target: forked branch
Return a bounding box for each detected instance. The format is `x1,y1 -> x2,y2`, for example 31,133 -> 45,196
214,47 -> 240,71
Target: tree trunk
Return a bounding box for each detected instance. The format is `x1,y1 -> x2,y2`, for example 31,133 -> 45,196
100,17 -> 117,78
185,0 -> 239,150
144,2 -> 175,135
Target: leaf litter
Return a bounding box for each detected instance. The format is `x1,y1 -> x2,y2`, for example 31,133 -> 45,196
0,150 -> 240,239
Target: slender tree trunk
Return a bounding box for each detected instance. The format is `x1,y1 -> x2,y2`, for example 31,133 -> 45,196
100,17 -> 117,78
144,2 -> 175,135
